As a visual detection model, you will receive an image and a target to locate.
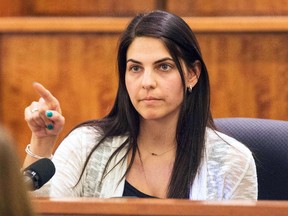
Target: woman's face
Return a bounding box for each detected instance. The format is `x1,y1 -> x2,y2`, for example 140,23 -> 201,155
125,37 -> 189,122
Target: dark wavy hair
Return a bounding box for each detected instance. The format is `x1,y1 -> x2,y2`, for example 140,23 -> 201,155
76,10 -> 214,198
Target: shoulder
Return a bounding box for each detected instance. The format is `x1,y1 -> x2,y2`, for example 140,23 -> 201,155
204,127 -> 255,177
205,129 -> 255,187
204,128 -> 257,199
58,126 -> 100,153
56,126 -> 128,157
205,128 -> 253,161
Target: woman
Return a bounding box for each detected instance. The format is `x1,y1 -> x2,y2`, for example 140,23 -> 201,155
0,125 -> 35,216
23,10 -> 257,199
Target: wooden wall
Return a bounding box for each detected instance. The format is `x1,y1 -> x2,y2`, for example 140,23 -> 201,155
0,0 -> 287,161
1,0 -> 288,17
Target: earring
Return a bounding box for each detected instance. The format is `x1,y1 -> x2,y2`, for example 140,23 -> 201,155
187,85 -> 193,93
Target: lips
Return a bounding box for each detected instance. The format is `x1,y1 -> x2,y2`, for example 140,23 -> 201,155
140,96 -> 162,105
141,96 -> 160,101
144,96 -> 157,100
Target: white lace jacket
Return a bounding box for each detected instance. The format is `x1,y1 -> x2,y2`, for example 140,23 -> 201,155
36,126 -> 257,200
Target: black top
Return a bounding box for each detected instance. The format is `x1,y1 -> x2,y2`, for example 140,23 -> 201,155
123,180 -> 157,198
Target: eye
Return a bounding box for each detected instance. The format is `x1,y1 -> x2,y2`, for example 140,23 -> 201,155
158,63 -> 173,72
128,65 -> 142,73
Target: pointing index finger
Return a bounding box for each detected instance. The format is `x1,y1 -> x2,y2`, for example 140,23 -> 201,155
32,82 -> 60,110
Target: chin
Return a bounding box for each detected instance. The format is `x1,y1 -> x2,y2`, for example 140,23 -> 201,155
140,113 -> 165,121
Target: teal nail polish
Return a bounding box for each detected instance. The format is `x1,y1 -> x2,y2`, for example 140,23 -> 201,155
46,110 -> 53,118
46,124 -> 54,130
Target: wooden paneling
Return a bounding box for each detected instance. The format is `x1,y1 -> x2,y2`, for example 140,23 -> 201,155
0,17 -> 287,161
0,33 -> 119,161
167,0 -> 288,16
31,0 -> 157,16
197,33 -> 288,119
1,0 -> 288,17
0,0 -> 29,16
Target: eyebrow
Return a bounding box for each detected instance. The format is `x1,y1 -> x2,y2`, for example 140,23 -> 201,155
126,57 -> 174,65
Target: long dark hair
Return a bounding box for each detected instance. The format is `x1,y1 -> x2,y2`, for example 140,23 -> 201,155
76,10 -> 214,198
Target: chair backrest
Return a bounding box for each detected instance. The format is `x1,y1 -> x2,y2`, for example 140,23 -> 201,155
214,117 -> 288,200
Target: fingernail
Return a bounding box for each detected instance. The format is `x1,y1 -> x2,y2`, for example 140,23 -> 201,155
46,124 -> 54,130
46,110 -> 53,118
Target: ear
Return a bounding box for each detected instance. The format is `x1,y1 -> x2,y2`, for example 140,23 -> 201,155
186,60 -> 201,88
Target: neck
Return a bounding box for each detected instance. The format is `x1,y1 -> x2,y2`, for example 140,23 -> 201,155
138,121 -> 176,143
138,119 -> 177,155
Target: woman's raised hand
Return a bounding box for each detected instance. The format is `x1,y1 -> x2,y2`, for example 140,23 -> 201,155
24,82 -> 65,140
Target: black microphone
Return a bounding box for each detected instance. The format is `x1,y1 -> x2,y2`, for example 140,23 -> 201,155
22,158 -> 56,190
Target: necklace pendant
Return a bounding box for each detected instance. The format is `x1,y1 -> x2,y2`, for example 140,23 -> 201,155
151,153 -> 158,156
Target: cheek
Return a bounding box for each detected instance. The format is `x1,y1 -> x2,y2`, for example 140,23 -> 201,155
125,76 -> 135,98
164,80 -> 184,103
174,86 -> 184,102
167,77 -> 183,94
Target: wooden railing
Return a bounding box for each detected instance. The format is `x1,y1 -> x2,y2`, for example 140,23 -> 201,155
0,16 -> 288,32
32,197 -> 288,216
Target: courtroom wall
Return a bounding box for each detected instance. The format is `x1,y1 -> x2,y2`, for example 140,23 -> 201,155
0,0 -> 287,161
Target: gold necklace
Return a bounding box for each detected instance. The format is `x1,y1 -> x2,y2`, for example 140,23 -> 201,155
145,145 -> 176,156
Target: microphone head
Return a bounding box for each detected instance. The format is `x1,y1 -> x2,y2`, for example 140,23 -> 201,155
23,158 -> 56,190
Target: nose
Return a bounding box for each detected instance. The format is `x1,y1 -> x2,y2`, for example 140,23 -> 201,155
142,68 -> 156,90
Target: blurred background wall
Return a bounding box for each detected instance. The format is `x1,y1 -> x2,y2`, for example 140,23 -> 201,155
0,0 -> 287,161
